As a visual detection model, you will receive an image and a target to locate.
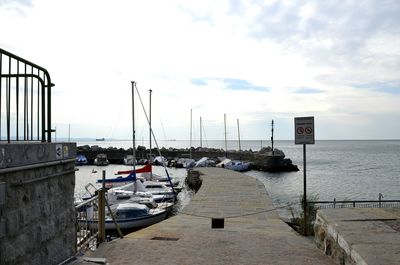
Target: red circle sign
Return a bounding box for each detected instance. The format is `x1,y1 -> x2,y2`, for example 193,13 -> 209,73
305,127 -> 313,134
297,127 -> 304,134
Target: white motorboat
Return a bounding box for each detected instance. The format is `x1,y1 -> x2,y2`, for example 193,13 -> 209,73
194,157 -> 215,167
142,181 -> 175,203
123,155 -> 136,165
111,180 -> 175,203
216,158 -> 250,172
225,160 -> 251,172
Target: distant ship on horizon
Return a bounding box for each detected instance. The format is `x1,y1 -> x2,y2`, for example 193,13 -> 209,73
95,138 -> 105,141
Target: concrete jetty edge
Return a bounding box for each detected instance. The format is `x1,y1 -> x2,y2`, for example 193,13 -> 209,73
75,168 -> 334,265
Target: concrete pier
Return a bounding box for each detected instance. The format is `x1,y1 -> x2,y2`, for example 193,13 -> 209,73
314,208 -> 400,265
77,168 -> 333,265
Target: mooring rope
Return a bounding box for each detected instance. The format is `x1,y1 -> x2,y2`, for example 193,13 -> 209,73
179,203 -> 300,219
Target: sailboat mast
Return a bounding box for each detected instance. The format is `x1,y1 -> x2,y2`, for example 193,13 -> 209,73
224,114 -> 227,157
131,81 -> 136,169
190,109 -> 192,160
149,89 -> 152,165
237,118 -> 241,151
200,116 -> 202,148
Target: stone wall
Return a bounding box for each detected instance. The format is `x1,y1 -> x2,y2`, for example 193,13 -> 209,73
314,210 -> 355,265
0,142 -> 76,265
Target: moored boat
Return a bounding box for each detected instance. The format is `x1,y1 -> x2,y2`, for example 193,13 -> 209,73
75,155 -> 88,166
84,202 -> 170,230
94,153 -> 109,166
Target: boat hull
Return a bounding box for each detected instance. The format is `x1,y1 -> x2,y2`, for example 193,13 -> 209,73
83,210 -> 168,230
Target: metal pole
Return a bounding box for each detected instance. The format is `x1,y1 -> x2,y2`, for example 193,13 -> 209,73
200,116 -> 202,148
190,109 -> 192,159
224,114 -> 227,157
149,89 -> 152,168
237,119 -> 241,151
303,144 -> 307,236
98,170 -> 106,244
131,82 -> 136,170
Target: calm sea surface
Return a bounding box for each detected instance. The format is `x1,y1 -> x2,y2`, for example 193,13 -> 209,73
76,140 -> 400,218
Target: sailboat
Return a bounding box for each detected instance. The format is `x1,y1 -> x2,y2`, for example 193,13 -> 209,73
216,115 -> 250,172
88,82 -> 172,230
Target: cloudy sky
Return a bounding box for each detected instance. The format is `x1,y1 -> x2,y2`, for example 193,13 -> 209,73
1,0 -> 399,141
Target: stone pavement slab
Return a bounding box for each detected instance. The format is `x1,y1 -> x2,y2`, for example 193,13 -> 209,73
315,208 -> 400,265
78,168 -> 334,265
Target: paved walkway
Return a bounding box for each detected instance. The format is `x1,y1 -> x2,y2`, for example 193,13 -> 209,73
315,208 -> 400,265
77,168 -> 334,265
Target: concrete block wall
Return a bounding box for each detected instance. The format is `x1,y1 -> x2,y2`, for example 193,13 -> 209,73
0,142 -> 76,265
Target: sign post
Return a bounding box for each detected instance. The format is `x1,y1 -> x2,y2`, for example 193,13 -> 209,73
295,116 -> 315,236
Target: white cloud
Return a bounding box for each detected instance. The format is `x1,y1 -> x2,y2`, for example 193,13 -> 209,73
1,0 -> 399,140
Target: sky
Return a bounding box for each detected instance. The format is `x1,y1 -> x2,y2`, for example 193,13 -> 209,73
1,0 -> 399,141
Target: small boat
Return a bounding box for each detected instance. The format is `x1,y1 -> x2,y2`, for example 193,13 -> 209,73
94,153 -> 109,166
225,160 -> 251,172
143,181 -> 175,203
85,202 -> 170,230
123,155 -> 136,165
114,164 -> 179,187
153,156 -> 167,166
216,158 -> 250,172
75,155 -> 88,166
216,158 -> 231,168
119,181 -> 175,203
194,157 -> 216,167
175,158 -> 195,169
96,138 -> 105,141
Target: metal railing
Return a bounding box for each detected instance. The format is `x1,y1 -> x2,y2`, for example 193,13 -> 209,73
309,194 -> 400,209
0,48 -> 54,142
75,195 -> 100,252
75,171 -> 123,253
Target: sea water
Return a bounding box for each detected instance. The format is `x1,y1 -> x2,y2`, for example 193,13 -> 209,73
76,140 -> 400,218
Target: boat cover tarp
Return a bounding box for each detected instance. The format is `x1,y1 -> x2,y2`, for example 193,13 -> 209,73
116,164 -> 152,175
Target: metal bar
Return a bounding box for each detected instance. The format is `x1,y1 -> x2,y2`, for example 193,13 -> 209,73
200,116 -> 203,148
7,56 -> 11,142
97,171 -> 106,244
30,67 -> 33,140
105,197 -> 124,238
38,69 -> 40,141
16,61 -> 19,140
39,69 -> 43,141
149,89 -> 152,164
303,144 -> 307,236
224,114 -> 227,157
75,195 -> 99,209
131,81 -> 136,169
237,118 -> 241,151
0,158 -> 75,174
0,53 -> 2,140
190,109 -> 192,159
47,73 -> 52,142
24,64 -> 27,140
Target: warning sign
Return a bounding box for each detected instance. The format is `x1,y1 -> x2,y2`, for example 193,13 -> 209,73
56,144 -> 63,159
295,117 -> 315,144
